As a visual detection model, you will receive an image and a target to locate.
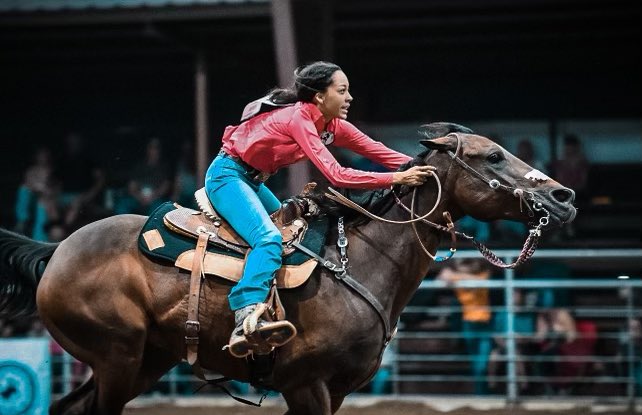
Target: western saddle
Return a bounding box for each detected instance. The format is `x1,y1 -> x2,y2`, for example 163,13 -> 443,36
164,184 -> 317,369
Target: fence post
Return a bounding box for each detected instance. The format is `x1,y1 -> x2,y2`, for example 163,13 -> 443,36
504,256 -> 518,404
62,351 -> 73,396
626,286 -> 635,411
392,338 -> 400,395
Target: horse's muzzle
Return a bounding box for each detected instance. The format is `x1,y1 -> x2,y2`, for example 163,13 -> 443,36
549,187 -> 576,204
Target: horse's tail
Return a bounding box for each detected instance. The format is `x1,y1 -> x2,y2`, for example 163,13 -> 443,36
0,227 -> 59,318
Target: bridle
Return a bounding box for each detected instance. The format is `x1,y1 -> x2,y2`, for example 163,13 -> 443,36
325,133 -> 551,269
437,133 -> 550,268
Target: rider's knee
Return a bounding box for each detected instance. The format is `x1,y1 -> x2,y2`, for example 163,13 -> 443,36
256,227 -> 282,250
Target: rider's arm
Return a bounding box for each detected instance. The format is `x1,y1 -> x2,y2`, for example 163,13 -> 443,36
333,120 -> 412,170
287,111 -> 396,189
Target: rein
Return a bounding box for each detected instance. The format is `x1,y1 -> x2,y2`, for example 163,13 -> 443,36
324,176 -> 457,262
324,133 -> 551,269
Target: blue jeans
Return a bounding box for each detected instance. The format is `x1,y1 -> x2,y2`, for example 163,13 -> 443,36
205,155 -> 282,311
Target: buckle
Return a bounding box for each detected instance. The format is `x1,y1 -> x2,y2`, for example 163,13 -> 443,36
185,336 -> 199,345
185,320 -> 200,333
323,261 -> 337,271
185,320 -> 200,345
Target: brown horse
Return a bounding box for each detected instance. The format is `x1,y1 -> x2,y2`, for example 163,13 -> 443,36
0,123 -> 576,415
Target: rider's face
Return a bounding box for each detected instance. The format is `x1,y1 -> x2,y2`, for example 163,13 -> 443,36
315,71 -> 353,122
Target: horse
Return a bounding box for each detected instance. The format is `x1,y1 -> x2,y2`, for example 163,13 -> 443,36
0,123 -> 576,415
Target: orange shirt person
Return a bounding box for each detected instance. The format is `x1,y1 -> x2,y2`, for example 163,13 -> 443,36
438,259 -> 493,394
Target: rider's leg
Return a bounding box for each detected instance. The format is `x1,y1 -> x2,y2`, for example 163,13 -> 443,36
211,179 -> 282,309
206,156 -> 282,308
256,182 -> 282,216
206,157 -> 295,356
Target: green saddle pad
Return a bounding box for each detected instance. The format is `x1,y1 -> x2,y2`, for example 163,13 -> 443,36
138,202 -> 329,266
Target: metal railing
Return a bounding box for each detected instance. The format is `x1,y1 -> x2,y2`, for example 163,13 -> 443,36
5,248 -> 641,406
389,248 -> 642,408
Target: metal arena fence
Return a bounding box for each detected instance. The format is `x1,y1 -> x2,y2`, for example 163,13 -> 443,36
3,248 -> 641,407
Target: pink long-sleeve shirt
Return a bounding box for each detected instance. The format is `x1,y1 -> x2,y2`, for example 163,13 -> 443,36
221,101 -> 412,189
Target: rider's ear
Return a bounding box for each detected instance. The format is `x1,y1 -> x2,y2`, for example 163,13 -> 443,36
419,135 -> 458,152
314,93 -> 325,105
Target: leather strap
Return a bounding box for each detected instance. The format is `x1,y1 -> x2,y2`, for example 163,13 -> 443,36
333,271 -> 391,343
291,241 -> 392,343
266,280 -> 286,321
186,232 -> 209,366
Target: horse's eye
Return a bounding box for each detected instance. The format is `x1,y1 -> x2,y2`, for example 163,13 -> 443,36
487,152 -> 504,164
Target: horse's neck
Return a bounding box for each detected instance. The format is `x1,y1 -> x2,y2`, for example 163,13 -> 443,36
351,181 -> 450,323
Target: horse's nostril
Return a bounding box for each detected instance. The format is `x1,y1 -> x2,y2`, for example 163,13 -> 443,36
551,188 -> 575,203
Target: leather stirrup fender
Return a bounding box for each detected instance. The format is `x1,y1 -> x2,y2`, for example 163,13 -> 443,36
185,232 -> 209,366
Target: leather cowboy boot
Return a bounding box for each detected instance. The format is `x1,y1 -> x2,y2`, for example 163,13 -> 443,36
227,303 -> 297,358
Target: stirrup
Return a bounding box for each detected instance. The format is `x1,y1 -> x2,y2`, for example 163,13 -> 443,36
225,304 -> 297,358
249,319 -> 297,348
227,333 -> 258,358
243,303 -> 297,348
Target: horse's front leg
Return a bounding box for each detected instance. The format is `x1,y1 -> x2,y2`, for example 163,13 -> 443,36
282,379 -> 332,415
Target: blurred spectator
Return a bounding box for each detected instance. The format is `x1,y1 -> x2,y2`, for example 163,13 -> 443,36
523,260 -> 571,309
171,140 -> 198,209
493,220 -> 528,245
457,216 -> 491,242
401,286 -> 448,331
51,132 -> 106,239
552,134 -> 589,202
534,308 -> 597,395
114,137 -> 172,215
438,258 -> 493,395
487,289 -> 536,393
516,138 -> 547,173
14,147 -> 61,241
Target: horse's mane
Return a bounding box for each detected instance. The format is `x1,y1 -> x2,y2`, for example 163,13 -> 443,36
309,122 -> 473,227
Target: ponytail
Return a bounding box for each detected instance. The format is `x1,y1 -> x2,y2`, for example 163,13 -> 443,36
268,88 -> 298,105
267,61 -> 342,105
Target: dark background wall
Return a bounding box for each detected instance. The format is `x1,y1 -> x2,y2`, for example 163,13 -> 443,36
0,0 -> 640,229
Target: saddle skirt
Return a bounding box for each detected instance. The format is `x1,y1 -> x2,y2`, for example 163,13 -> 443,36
139,201 -> 328,289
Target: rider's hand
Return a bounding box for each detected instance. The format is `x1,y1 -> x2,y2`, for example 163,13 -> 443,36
392,165 -> 436,186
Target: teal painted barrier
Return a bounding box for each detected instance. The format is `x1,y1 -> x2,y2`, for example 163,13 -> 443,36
0,338 -> 51,415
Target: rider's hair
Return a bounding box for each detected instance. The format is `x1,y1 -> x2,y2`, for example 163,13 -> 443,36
268,61 -> 342,105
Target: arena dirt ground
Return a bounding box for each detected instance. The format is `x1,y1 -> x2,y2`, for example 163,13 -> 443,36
124,399 -> 638,415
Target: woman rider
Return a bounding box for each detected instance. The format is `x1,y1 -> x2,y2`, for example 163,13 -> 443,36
205,61 -> 435,358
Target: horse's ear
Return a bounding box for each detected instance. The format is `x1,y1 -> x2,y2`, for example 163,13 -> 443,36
419,135 -> 458,151
418,122 -> 473,140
